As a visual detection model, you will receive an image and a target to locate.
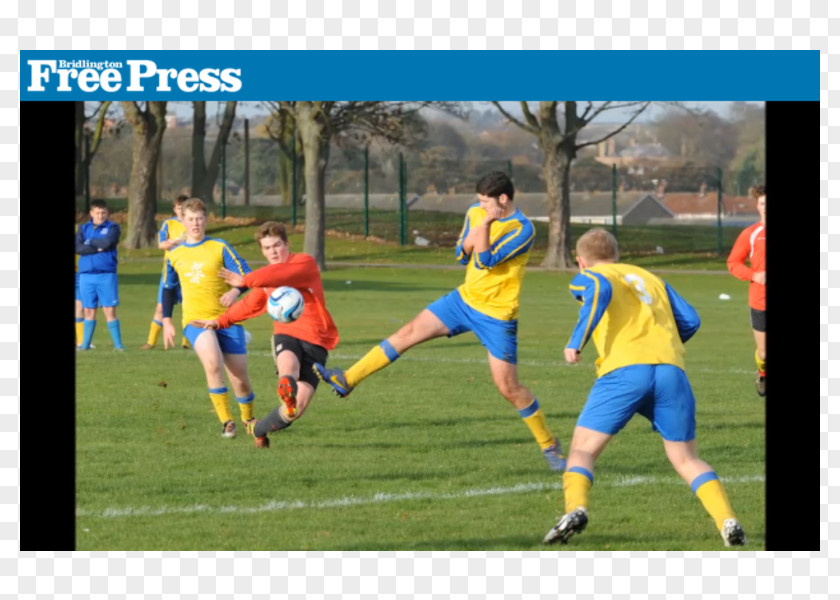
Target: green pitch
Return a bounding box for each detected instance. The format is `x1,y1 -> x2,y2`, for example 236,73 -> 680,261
75,247 -> 764,550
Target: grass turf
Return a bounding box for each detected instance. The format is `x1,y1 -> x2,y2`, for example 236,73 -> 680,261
75,247 -> 764,550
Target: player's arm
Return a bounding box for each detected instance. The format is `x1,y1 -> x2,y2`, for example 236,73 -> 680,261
473,217 -> 534,270
161,257 -> 179,349
726,229 -> 754,282
219,242 -> 252,305
455,209 -> 475,264
565,271 -> 613,355
664,282 -> 701,343
89,223 -> 121,251
75,225 -> 97,255
238,256 -> 319,290
214,288 -> 269,328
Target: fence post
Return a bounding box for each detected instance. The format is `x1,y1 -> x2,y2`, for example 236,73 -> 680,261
243,118 -> 250,207
364,145 -> 370,237
611,164 -> 618,238
291,127 -> 297,227
399,152 -> 407,246
717,167 -> 723,255
221,139 -> 227,219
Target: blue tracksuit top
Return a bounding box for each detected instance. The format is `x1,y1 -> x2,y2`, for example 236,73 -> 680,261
75,219 -> 121,274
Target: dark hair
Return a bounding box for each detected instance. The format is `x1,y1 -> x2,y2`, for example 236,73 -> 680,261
475,171 -> 514,201
90,199 -> 108,210
255,221 -> 289,244
174,194 -> 189,206
750,185 -> 765,201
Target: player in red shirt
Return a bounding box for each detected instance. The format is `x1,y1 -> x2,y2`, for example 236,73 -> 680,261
726,185 -> 767,396
190,221 -> 339,447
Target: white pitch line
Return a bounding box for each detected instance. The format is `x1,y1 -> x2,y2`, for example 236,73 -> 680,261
76,475 -> 764,519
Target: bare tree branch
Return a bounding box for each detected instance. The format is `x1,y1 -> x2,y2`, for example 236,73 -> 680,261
490,101 -> 540,134
575,102 -> 651,150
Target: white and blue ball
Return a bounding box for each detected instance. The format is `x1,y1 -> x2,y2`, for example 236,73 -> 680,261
267,286 -> 305,323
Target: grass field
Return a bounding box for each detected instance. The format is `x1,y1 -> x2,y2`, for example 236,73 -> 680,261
75,226 -> 764,551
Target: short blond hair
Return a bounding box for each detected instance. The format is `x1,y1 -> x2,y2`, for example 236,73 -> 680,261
576,228 -> 619,263
182,198 -> 206,215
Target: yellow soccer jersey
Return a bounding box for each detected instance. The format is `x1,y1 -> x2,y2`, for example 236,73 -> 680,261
454,203 -> 535,321
566,263 -> 701,377
159,216 -> 186,243
164,237 -> 251,327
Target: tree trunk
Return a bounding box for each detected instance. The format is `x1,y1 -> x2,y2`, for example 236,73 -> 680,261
541,148 -> 574,269
122,101 -> 167,249
191,101 -> 208,201
74,101 -> 84,197
296,102 -> 330,270
191,101 -> 237,205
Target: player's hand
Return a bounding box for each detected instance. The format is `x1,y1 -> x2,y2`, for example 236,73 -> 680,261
219,288 -> 241,307
219,268 -> 245,288
190,319 -> 220,330
752,271 -> 766,285
564,348 -> 581,363
162,321 -> 176,350
482,204 -> 503,225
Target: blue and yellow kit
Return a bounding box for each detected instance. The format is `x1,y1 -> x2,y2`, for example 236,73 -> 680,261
567,263 -> 701,378
454,203 -> 535,321
164,237 -> 251,328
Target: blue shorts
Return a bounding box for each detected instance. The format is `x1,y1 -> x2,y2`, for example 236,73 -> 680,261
75,272 -> 81,302
578,364 -> 696,442
157,273 -> 182,305
426,289 -> 518,363
184,323 -> 247,355
79,272 -> 119,309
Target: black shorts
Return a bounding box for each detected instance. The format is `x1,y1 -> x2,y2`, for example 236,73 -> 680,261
750,308 -> 766,333
272,334 -> 328,389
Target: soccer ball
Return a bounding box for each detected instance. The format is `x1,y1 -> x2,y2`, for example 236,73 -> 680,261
266,286 -> 304,323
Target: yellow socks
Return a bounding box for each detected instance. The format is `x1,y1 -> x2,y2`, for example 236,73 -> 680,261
208,387 -> 234,423
75,318 -> 84,346
692,472 -> 736,530
147,320 -> 162,346
563,468 -> 593,513
517,399 -> 556,449
755,350 -> 766,375
236,392 -> 255,422
345,340 -> 400,387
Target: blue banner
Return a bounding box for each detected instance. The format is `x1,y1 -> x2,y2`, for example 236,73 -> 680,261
20,50 -> 817,101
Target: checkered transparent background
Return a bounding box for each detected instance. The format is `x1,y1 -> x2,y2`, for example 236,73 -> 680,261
6,0 -> 835,597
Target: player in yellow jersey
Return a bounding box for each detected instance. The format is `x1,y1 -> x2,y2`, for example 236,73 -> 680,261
161,198 -> 257,439
314,171 -> 566,471
142,194 -> 190,349
543,228 -> 746,547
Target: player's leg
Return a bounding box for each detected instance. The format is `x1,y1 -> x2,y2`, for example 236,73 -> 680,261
143,275 -> 167,349
218,325 -> 255,427
751,308 -> 767,396
250,341 -> 310,444
79,274 -> 98,350
653,364 -> 745,546
100,273 -> 124,350
190,326 -> 237,437
75,274 -> 85,347
487,353 -> 565,471
314,304 -> 450,397
543,425 -> 612,544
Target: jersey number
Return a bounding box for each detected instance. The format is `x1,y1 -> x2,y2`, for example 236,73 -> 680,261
624,274 -> 653,305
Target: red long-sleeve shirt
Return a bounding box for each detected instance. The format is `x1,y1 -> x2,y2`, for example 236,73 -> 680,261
217,253 -> 339,350
727,221 -> 766,311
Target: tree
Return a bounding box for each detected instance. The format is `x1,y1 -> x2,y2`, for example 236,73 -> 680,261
654,107 -> 738,168
192,101 -> 237,204
120,101 -> 167,249
493,101 -> 650,268
266,101 -> 463,270
260,107 -> 304,207
75,101 -> 113,198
